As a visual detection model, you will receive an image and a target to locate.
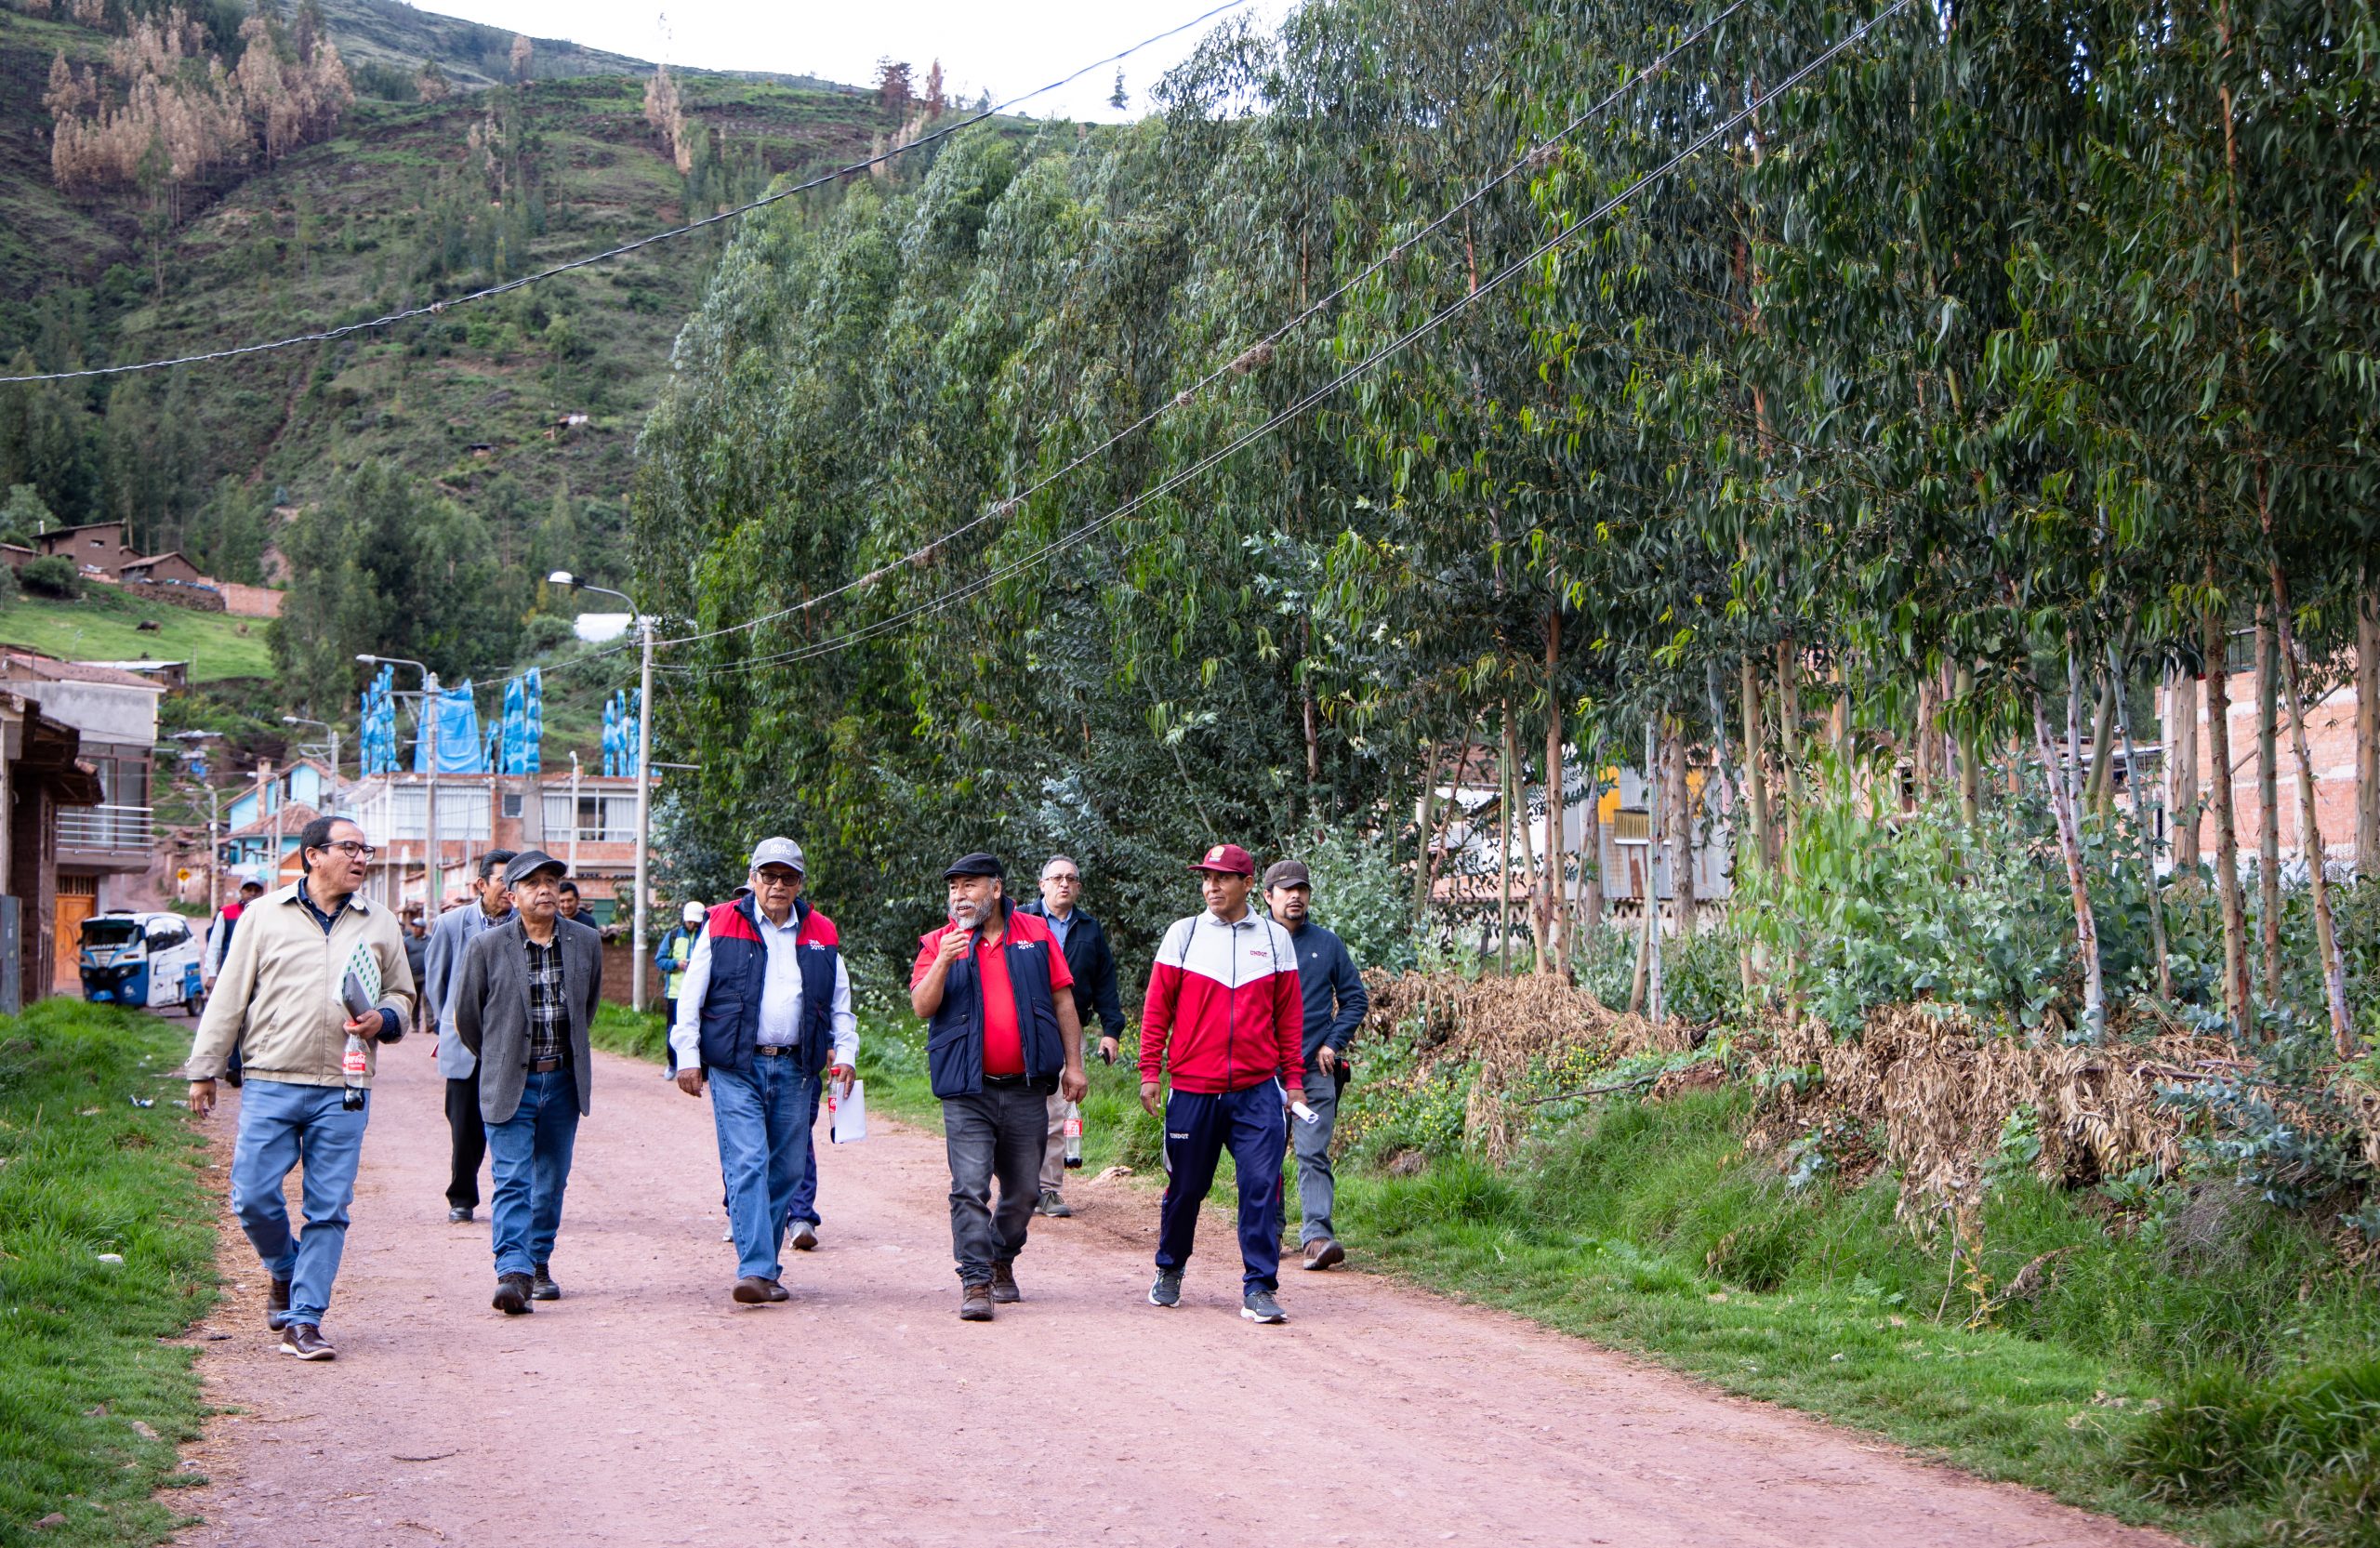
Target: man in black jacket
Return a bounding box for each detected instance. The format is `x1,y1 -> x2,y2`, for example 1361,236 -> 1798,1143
1017,854 -> 1126,1218
1263,859 -> 1368,1271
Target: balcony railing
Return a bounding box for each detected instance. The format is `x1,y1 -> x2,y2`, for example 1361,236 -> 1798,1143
59,803 -> 153,853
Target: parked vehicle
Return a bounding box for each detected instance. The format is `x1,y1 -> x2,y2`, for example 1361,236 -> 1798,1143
79,911 -> 205,1014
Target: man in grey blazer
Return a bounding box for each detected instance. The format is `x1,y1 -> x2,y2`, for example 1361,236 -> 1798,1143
455,850 -> 602,1316
423,850 -> 515,1223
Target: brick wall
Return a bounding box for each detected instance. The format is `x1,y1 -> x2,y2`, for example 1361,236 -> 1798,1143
2173,667 -> 2366,863
218,584 -> 284,618
599,938 -> 654,1008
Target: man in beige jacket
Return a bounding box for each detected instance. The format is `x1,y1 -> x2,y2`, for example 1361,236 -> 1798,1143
188,815 -> 416,1361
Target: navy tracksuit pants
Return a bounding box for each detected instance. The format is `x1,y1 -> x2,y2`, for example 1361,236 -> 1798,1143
1156,1084 -> 1287,1292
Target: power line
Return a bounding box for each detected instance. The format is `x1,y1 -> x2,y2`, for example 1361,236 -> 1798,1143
664,0 -> 1915,680
655,0 -> 1752,651
0,0 -> 1255,387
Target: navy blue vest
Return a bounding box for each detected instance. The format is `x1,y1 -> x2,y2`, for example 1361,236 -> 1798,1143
695,895 -> 841,1075
924,905 -> 1064,1099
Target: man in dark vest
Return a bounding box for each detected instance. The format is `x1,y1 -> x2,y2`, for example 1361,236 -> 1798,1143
1017,853 -> 1127,1219
669,838 -> 855,1305
910,853 -> 1088,1321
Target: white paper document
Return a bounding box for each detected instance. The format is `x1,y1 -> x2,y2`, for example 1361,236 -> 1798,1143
829,1079 -> 867,1144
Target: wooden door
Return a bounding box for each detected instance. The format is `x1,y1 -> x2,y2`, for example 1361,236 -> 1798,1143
53,876 -> 98,994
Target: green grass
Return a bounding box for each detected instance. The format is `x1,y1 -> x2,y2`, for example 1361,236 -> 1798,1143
0,594 -> 274,683
0,1001 -> 220,1547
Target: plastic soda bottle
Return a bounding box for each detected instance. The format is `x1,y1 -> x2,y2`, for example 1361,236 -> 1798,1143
1062,1101 -> 1083,1169
341,1033 -> 368,1109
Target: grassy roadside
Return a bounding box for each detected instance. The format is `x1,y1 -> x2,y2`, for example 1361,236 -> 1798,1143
0,1002 -> 219,1547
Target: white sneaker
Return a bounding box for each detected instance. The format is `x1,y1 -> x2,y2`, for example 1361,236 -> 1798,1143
720,1224 -> 734,1242
791,1222 -> 818,1251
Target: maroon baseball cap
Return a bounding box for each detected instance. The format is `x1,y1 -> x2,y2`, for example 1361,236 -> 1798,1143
1188,842 -> 1256,877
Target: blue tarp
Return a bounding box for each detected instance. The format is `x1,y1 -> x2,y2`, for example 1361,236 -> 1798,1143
412,681 -> 487,774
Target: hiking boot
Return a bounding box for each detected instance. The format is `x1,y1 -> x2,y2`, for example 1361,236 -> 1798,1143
264,1277 -> 293,1331
1241,1289 -> 1288,1324
1302,1238 -> 1345,1271
279,1323 -> 336,1360
446,1206 -> 473,1224
1037,1188 -> 1073,1218
731,1276 -> 776,1304
493,1274 -> 535,1316
989,1262 -> 1021,1303
959,1283 -> 995,1322
1147,1268 -> 1183,1308
530,1264 -> 561,1302
790,1222 -> 818,1251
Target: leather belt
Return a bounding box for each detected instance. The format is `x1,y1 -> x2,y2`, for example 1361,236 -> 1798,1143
753,1044 -> 799,1058
982,1073 -> 1026,1088
529,1057 -> 563,1073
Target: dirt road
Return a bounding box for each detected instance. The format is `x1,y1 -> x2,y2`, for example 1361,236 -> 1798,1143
171,1042 -> 2175,1547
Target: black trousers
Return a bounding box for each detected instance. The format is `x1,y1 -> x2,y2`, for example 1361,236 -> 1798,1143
445,1070 -> 487,1211
941,1083 -> 1047,1285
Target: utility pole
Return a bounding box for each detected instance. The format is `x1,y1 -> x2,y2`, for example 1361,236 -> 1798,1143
207,783 -> 220,913
631,616 -> 654,1013
424,673 -> 443,915
567,750 -> 581,879
262,759 -> 280,889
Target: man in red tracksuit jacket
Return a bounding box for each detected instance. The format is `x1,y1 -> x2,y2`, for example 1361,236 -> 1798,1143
1138,841 -> 1305,1324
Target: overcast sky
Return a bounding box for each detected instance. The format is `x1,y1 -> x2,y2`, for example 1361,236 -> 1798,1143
417,0 -> 1291,122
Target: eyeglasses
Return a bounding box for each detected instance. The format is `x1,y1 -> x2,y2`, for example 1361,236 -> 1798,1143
324,840 -> 377,859
1043,873 -> 1080,884
754,869 -> 800,887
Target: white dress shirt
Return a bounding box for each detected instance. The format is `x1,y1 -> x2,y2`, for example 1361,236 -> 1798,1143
668,907 -> 858,1074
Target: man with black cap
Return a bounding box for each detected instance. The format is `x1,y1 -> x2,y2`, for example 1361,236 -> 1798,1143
910,853 -> 1088,1321
670,838 -> 856,1305
1263,858 -> 1368,1270
1140,842 -> 1306,1324
454,850 -> 603,1313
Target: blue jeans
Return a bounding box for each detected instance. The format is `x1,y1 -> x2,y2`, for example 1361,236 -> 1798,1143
788,1076 -> 825,1228
486,1068 -> 581,1278
1157,1084 -> 1287,1292
230,1079 -> 370,1328
709,1057 -> 815,1282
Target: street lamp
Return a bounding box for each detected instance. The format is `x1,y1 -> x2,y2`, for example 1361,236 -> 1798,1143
357,654 -> 442,914
281,714 -> 343,785
550,570 -> 657,1013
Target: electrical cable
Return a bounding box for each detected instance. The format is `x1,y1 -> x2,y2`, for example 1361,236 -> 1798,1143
654,0 -> 1753,650
665,0 -> 1916,679
0,0 -> 1255,386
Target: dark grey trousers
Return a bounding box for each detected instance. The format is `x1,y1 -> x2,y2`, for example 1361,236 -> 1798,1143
942,1084 -> 1047,1285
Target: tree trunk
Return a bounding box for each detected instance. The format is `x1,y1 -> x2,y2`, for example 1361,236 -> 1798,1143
1954,663 -> 1980,824
1667,721 -> 1697,943
2268,567 -> 2356,1056
2255,608 -> 2283,999
1541,613 -> 1569,979
1499,707 -> 1517,975
1422,708 -> 1482,920
1412,734 -> 1445,926
1740,653 -> 1771,869
1776,640 -> 1801,858
1580,746 -> 1606,958
2085,675 -> 2117,819
2109,641 -> 2172,1002
2358,565 -> 2378,880
1914,674 -> 1938,803
2204,602 -> 2249,1036
2035,663 -> 2106,1042
1645,715 -> 1666,1022
2168,664 -> 2201,873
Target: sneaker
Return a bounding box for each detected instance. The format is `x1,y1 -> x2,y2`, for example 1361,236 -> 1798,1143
1302,1238 -> 1345,1271
959,1283 -> 994,1321
530,1264 -> 561,1302
989,1262 -> 1021,1304
790,1222 -> 818,1251
446,1206 -> 473,1224
1241,1289 -> 1288,1324
1038,1188 -> 1073,1218
264,1277 -> 292,1331
279,1323 -> 336,1359
721,1224 -> 734,1242
1147,1268 -> 1183,1308
493,1274 -> 535,1316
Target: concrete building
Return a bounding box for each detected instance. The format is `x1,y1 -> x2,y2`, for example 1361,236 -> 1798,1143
2167,655 -> 2369,875
342,770 -> 649,921
0,690 -> 103,1009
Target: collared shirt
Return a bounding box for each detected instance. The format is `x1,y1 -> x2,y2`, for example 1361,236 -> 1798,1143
667,905 -> 861,1073
524,932 -> 567,1065
296,878 -> 351,936
1041,906 -> 1075,952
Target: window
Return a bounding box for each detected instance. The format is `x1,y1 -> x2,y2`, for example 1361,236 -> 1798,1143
501,792 -> 523,819
539,791 -> 636,843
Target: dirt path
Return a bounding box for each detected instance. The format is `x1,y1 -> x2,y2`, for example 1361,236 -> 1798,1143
171,1043 -> 2176,1547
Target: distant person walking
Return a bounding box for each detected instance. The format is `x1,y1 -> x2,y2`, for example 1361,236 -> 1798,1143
1017,854 -> 1126,1218
201,878 -> 265,990
421,849 -> 515,1224
1262,859 -> 1368,1271
555,880 -> 584,921
655,899 -> 706,1077
670,840 -> 855,1305
184,816 -> 416,1361
454,851 -> 603,1315
910,853 -> 1087,1321
401,908 -> 430,1033
1140,842 -> 1305,1324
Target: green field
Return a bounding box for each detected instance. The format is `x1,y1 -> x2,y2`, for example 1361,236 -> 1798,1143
0,594 -> 274,684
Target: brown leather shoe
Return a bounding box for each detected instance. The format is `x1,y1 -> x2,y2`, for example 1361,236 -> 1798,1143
1302,1238 -> 1345,1271
958,1283 -> 994,1321
989,1262 -> 1021,1303
732,1275 -> 776,1304
493,1273 -> 535,1315
265,1277 -> 293,1330
279,1323 -> 336,1360
763,1278 -> 790,1303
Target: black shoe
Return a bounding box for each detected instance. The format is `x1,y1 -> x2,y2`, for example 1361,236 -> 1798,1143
1241,1289 -> 1288,1324
732,1275 -> 775,1304
279,1322 -> 336,1360
265,1277 -> 292,1331
989,1262 -> 1021,1304
447,1206 -> 473,1224
764,1278 -> 790,1303
1038,1188 -> 1073,1218
1148,1268 -> 1183,1308
530,1264 -> 560,1302
493,1274 -> 534,1315
959,1283 -> 994,1321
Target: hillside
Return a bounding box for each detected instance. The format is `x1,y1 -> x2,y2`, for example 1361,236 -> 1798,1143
316,0 -> 852,93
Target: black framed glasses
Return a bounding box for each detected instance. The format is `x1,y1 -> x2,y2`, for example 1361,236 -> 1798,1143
324,840 -> 377,860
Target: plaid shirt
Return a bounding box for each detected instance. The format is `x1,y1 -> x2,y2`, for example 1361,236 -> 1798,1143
524,934 -> 567,1066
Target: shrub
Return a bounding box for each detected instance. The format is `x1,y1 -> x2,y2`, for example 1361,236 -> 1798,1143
17,555 -> 81,599
1290,825 -> 1419,973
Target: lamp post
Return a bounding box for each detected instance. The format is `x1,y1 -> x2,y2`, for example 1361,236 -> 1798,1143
281,714 -> 343,787
550,572 -> 655,1012
358,655 -> 440,914
567,749 -> 582,879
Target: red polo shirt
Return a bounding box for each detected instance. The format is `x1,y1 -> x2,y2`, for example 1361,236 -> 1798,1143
913,910 -> 1074,1078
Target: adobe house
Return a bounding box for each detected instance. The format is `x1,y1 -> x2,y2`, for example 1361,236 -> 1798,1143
29,521 -> 142,578
0,690 -> 103,1008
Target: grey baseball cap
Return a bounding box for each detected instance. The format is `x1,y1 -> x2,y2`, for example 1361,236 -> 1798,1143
502,849 -> 567,887
748,837 -> 806,874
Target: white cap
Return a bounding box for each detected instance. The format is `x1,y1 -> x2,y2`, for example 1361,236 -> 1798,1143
681,900 -> 706,925
748,836 -> 806,874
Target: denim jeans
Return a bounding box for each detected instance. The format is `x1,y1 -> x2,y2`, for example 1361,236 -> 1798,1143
709,1057 -> 815,1282
942,1083 -> 1046,1285
230,1079 -> 370,1327
1292,1072 -> 1340,1246
787,1074 -> 825,1228
486,1068 -> 581,1278
1157,1084 -> 1287,1292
